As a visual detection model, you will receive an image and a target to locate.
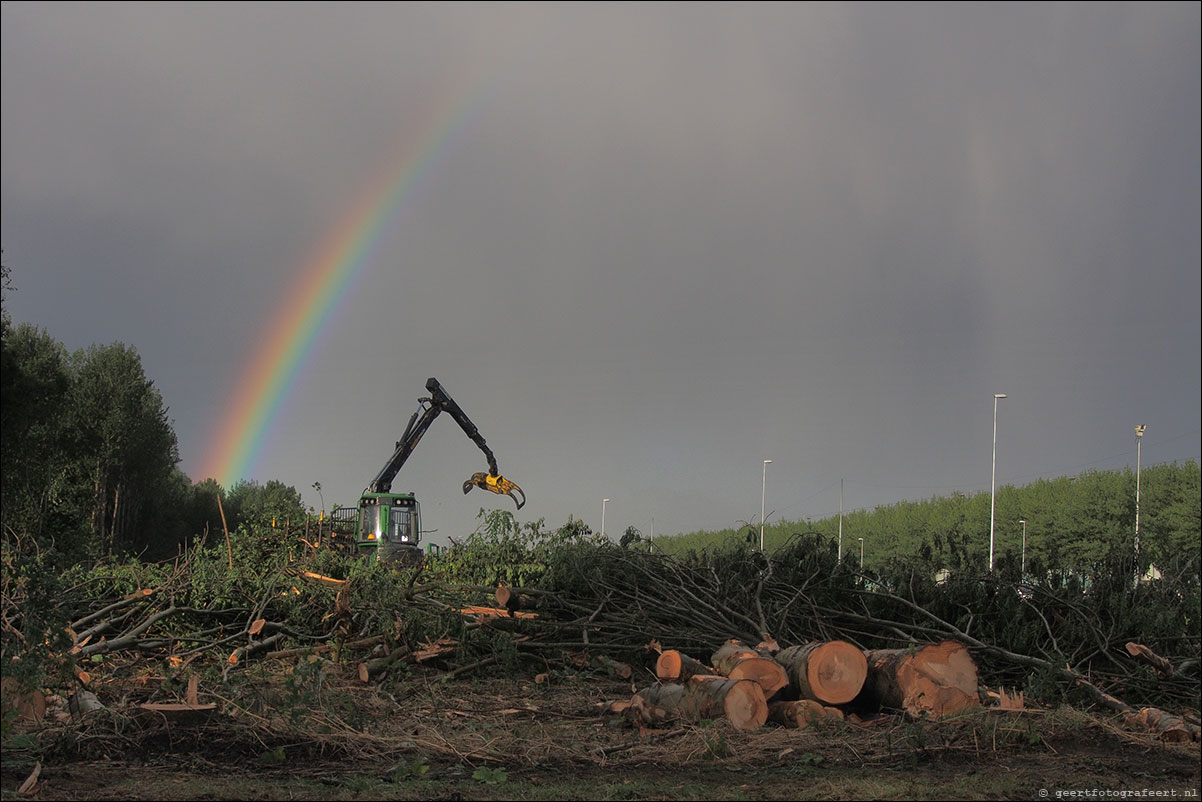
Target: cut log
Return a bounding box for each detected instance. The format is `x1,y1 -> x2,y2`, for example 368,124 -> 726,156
1125,642 -> 1174,678
726,657 -> 789,699
1124,707 -> 1200,743
656,650 -> 714,683
593,654 -> 633,680
635,676 -> 768,730
858,640 -> 980,717
710,639 -> 761,670
775,641 -> 868,705
609,694 -> 676,728
709,639 -> 789,699
495,583 -> 537,616
768,699 -> 845,729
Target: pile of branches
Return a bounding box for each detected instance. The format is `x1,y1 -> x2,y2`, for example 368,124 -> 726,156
3,528 -> 1198,729
510,534 -> 1200,715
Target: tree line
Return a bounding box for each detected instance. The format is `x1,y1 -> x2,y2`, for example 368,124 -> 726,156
2,265 -> 306,564
656,462 -> 1200,583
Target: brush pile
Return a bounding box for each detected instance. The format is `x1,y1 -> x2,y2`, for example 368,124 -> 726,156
2,530 -> 1198,744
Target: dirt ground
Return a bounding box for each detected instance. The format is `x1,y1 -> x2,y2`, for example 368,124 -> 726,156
2,668 -> 1198,801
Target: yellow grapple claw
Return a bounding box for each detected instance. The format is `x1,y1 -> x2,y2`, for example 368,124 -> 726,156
463,472 -> 526,510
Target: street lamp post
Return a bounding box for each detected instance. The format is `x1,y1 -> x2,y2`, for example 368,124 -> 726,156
1019,519 -> 1027,578
858,537 -> 865,570
760,460 -> 773,552
1134,425 -> 1145,583
989,393 -> 1007,573
602,498 -> 610,540
838,478 -> 844,562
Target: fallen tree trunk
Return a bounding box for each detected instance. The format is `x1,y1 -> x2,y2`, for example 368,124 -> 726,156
774,640 -> 868,705
635,676 -> 768,730
857,640 -> 979,717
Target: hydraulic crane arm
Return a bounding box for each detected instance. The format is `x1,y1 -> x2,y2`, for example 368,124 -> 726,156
365,377 -> 525,509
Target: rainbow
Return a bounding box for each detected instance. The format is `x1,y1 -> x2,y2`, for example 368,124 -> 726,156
197,82 -> 483,489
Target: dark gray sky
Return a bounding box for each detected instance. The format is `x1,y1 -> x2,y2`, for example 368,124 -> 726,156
3,2 -> 1199,547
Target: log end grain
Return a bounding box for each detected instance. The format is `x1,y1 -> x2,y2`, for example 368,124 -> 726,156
717,678 -> 769,730
768,699 -> 842,729
905,641 -> 980,716
727,656 -> 789,699
656,650 -> 683,681
807,641 -> 869,705
862,640 -> 981,717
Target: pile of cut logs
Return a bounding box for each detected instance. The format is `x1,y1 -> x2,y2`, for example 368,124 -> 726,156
612,638 -> 981,730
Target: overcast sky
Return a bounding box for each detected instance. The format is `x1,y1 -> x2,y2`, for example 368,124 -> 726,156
3,2 -> 1199,548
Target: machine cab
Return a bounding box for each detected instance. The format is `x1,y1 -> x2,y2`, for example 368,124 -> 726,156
356,493 -> 421,562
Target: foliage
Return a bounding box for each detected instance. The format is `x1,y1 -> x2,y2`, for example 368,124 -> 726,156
1,322 -> 75,551
67,342 -> 181,559
657,462 -> 1201,583
223,479 -> 307,532
472,767 -> 509,785
428,510 -> 605,588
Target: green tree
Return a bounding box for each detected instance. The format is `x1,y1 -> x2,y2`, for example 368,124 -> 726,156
1,322 -> 75,550
224,479 -> 306,530
66,343 -> 180,557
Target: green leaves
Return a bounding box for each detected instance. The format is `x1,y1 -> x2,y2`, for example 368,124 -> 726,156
471,767 -> 508,785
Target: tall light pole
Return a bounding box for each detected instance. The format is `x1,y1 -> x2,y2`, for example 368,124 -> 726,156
858,537 -> 865,569
602,498 -> 610,540
1019,518 -> 1027,577
838,478 -> 844,562
1134,425 -> 1145,583
760,460 -> 773,552
989,393 -> 1007,573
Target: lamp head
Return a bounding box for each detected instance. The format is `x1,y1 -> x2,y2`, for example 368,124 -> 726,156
1135,425 -> 1145,438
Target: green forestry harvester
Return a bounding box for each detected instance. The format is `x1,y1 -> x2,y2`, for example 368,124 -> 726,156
324,377 -> 524,564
